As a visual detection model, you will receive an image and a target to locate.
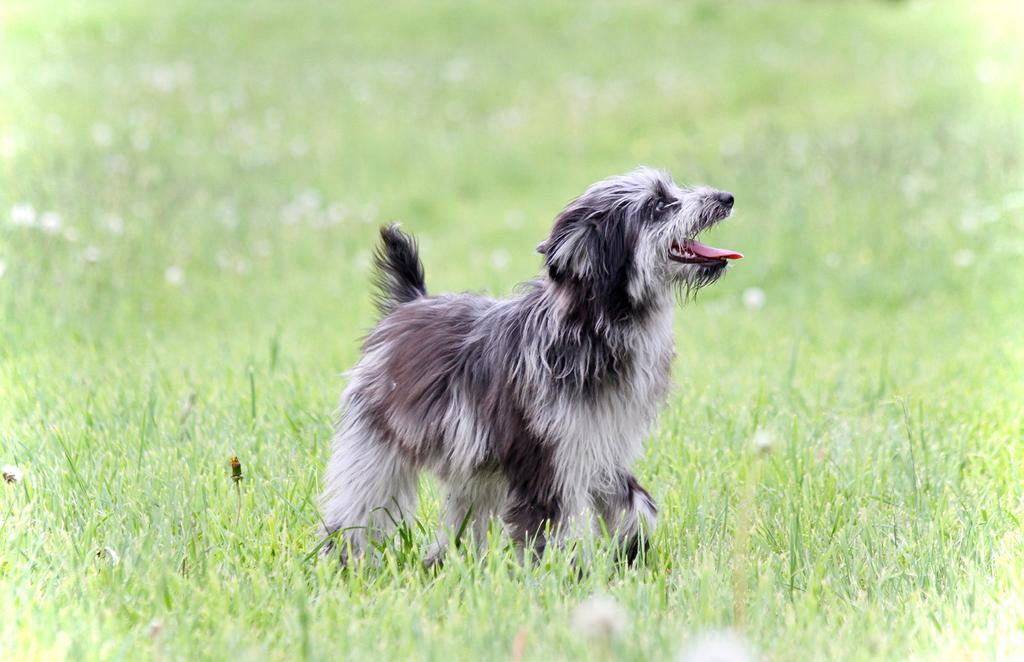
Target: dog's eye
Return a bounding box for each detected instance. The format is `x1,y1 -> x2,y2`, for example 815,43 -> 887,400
654,199 -> 675,215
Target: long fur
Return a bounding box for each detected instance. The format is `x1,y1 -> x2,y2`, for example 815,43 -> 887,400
319,167 -> 736,564
370,223 -> 427,316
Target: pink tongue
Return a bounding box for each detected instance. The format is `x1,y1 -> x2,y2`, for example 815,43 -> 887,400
685,239 -> 743,260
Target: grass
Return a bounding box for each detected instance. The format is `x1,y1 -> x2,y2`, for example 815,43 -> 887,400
2,0 -> 1023,659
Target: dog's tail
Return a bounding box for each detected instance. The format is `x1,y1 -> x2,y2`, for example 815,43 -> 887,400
371,223 -> 427,316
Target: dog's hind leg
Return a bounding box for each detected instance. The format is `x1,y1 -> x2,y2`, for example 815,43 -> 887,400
593,471 -> 658,563
424,474 -> 506,567
319,415 -> 419,564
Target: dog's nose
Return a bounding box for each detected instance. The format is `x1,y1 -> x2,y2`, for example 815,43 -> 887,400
716,191 -> 734,208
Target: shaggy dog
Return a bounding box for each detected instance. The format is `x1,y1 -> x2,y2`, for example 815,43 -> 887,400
319,167 -> 742,564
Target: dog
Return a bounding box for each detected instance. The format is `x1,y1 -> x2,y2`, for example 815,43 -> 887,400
318,167 -> 742,565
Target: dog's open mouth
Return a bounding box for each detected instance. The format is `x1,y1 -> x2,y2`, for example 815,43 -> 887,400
669,239 -> 744,265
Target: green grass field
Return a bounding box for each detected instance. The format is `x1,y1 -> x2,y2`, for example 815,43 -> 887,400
2,1 -> 1023,659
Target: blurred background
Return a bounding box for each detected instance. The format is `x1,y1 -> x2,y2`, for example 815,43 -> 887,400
1,1 -> 1022,659
2,1 -> 1021,361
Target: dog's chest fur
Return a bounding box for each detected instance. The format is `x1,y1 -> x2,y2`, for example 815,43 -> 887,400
532,302 -> 675,503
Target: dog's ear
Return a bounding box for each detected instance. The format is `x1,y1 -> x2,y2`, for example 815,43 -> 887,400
542,206 -> 596,280
542,199 -> 631,285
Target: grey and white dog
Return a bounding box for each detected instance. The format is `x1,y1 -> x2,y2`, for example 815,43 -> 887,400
319,167 -> 742,564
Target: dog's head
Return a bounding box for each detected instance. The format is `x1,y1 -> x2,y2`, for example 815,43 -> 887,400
536,168 -> 742,304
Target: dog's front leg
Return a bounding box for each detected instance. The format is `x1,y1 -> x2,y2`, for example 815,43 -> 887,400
593,471 -> 658,563
504,489 -> 563,560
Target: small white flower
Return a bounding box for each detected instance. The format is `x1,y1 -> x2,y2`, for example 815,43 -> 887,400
96,546 -> 120,566
490,249 -> 510,271
1,132 -> 19,158
280,201 -> 303,225
742,287 -> 766,310
0,259 -> 6,278
326,202 -> 347,225
297,189 -> 321,209
958,213 -> 979,234
2,465 -> 23,484
678,631 -> 756,662
571,595 -> 628,640
103,214 -> 125,235
164,265 -> 185,286
82,246 -> 102,264
505,210 -> 525,229
752,429 -> 775,455
91,123 -> 113,147
131,130 -> 151,152
442,57 -> 471,83
288,137 -> 309,157
975,59 -> 999,85
953,249 -> 975,268
10,203 -> 37,227
40,211 -> 63,234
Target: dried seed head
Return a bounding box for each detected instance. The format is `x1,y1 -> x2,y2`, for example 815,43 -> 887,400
96,546 -> 121,566
571,595 -> 628,641
678,630 -> 756,662
752,429 -> 775,456
2,465 -> 23,484
230,456 -> 243,483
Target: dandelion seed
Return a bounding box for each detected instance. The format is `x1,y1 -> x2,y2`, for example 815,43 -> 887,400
103,214 -> 125,235
505,210 -> 525,229
571,595 -> 628,641
10,203 -> 36,227
326,202 -> 347,225
677,630 -> 756,662
131,129 -> 151,152
752,429 -> 775,455
91,123 -> 114,147
2,465 -> 23,484
442,57 -> 471,83
288,137 -> 309,157
82,246 -> 102,264
490,249 -> 510,271
96,546 -> 120,566
975,59 -> 999,85
297,189 -> 321,210
40,211 -> 63,234
164,265 -> 185,286
742,287 -> 766,311
953,249 -> 975,268
280,201 -> 304,225
491,107 -> 527,130
1,132 -> 19,158
958,213 -> 979,234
